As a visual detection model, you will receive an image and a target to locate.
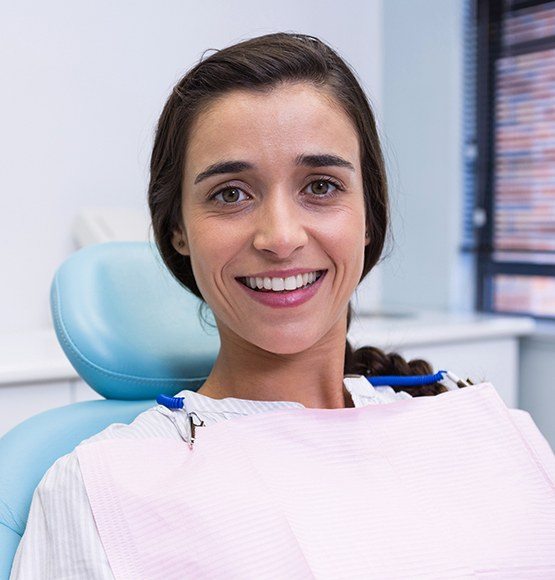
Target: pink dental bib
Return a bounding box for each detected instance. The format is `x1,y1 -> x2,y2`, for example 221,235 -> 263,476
76,383 -> 555,579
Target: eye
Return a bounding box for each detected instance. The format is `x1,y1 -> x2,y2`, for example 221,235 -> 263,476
210,186 -> 250,205
304,177 -> 343,199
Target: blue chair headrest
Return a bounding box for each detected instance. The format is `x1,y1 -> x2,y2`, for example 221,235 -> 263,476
50,241 -> 220,400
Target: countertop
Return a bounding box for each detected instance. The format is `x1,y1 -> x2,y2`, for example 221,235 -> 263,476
347,309 -> 535,349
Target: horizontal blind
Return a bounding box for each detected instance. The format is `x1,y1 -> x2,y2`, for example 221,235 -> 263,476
473,0 -> 555,317
494,0 -> 555,258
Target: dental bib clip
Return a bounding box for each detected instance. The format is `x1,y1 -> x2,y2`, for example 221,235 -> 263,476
156,394 -> 205,449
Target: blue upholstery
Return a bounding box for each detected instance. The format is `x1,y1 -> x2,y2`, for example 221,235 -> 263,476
0,241 -> 220,579
0,400 -> 152,576
51,241 -> 220,399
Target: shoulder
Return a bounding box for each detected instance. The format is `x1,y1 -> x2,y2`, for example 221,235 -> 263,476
12,451 -> 113,578
79,404 -> 184,446
33,405 -> 182,509
36,446 -> 83,498
12,406 -> 180,578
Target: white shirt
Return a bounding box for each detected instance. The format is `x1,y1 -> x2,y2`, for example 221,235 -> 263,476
10,376 -> 412,580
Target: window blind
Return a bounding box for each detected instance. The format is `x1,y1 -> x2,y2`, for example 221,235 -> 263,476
474,0 -> 555,318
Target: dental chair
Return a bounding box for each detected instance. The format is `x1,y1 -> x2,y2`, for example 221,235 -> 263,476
0,242 -> 220,579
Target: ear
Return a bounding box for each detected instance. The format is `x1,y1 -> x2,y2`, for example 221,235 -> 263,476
171,227 -> 190,256
364,225 -> 370,246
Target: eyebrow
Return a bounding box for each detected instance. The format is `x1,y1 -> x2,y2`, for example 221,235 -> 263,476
193,153 -> 355,185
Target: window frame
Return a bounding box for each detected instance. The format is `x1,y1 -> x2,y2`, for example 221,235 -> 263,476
475,0 -> 555,320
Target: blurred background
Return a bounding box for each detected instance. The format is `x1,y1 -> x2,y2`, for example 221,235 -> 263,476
1,0 -> 554,446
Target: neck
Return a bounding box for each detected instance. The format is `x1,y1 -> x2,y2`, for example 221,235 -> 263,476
196,317 -> 353,409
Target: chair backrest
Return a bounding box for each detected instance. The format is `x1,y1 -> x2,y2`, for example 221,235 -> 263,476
51,241 -> 220,398
0,241 -> 220,579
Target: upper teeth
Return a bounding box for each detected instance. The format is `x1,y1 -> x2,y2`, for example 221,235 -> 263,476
244,271 -> 321,291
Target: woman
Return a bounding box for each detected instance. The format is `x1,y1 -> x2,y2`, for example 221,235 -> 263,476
149,31 -> 446,404
12,32 -> 553,579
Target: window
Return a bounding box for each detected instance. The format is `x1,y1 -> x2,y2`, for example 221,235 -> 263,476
470,0 -> 555,319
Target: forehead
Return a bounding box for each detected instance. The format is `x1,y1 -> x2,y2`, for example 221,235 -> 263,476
184,83 -> 360,177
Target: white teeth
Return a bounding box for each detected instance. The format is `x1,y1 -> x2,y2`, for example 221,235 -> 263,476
284,276 -> 297,290
243,270 -> 323,292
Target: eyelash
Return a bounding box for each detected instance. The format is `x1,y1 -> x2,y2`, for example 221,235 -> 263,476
208,176 -> 344,207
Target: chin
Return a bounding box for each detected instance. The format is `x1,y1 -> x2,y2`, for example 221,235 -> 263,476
249,331 -> 321,356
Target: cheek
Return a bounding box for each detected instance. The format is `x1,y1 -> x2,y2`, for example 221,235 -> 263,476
328,212 -> 367,288
185,219 -> 241,292
321,206 -> 366,258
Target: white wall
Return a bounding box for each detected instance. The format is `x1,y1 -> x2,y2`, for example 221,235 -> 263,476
0,0 -> 383,334
381,0 -> 473,313
519,333 -> 555,449
378,1 -> 555,450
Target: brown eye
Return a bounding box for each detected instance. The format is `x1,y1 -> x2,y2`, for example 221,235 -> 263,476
222,188 -> 241,202
212,186 -> 248,205
306,178 -> 342,199
311,180 -> 331,196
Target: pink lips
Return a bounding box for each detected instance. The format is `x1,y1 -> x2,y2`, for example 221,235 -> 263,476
236,271 -> 327,308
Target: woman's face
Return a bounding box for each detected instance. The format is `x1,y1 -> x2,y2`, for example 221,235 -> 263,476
173,82 -> 369,354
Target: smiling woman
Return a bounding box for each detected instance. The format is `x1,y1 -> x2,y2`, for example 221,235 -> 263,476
149,32 -> 446,405
10,31 -> 555,580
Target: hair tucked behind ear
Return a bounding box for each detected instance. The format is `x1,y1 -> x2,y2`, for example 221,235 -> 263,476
148,32 -> 447,398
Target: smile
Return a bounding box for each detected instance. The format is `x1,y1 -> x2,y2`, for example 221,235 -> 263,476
235,270 -> 327,309
238,270 -> 325,293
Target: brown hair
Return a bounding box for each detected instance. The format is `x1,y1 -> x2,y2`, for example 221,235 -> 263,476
148,32 -> 447,397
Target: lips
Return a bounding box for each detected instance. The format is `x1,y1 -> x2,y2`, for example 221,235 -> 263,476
238,270 -> 325,292
235,269 -> 327,309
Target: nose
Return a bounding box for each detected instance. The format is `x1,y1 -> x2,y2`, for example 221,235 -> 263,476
252,190 -> 309,259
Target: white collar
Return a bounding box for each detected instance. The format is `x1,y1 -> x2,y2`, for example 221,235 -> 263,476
173,374 -> 411,417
